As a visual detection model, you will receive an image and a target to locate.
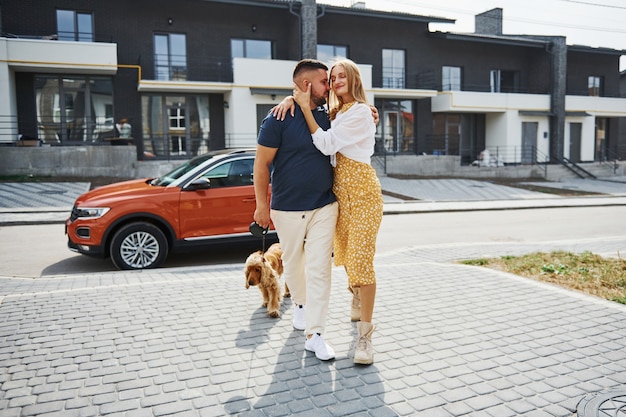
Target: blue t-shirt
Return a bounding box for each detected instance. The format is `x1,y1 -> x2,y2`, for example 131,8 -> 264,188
258,106 -> 335,211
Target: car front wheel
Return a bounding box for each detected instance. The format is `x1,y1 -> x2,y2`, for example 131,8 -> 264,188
110,222 -> 168,270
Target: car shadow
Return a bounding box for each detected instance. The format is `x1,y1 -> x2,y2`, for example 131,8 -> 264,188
40,244 -> 264,276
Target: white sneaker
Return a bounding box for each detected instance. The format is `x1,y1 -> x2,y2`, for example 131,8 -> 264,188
292,304 -> 306,331
305,333 -> 335,361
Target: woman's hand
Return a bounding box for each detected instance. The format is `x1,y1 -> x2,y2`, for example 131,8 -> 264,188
293,82 -> 311,109
270,96 -> 295,121
370,105 -> 380,125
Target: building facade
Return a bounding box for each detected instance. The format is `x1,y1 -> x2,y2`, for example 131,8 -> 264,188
0,0 -> 624,173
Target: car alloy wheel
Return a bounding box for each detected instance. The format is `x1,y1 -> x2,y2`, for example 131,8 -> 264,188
110,222 -> 168,270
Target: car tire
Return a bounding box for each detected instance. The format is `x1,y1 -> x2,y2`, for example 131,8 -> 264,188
110,222 -> 168,270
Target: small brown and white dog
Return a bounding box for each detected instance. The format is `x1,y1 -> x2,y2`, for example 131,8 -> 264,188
244,243 -> 290,318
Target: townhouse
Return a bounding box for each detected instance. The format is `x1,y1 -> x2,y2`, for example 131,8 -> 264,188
0,0 -> 624,177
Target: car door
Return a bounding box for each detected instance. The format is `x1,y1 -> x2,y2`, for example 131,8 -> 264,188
178,157 -> 256,240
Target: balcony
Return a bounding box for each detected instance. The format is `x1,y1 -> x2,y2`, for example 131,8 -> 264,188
0,37 -> 117,74
432,91 -> 551,114
566,95 -> 626,118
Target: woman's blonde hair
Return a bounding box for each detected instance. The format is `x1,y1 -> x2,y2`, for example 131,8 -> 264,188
327,58 -> 369,120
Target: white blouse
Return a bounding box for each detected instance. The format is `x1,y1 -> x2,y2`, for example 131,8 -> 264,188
311,102 -> 376,166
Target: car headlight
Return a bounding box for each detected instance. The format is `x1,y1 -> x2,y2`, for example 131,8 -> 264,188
74,207 -> 110,219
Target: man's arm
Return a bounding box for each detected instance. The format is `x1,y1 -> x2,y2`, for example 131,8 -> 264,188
253,144 -> 277,229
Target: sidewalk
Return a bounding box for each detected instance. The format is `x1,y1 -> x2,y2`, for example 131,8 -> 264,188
1,178 -> 626,416
2,177 -> 626,224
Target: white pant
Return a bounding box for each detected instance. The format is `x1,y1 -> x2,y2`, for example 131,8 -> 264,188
271,202 -> 338,335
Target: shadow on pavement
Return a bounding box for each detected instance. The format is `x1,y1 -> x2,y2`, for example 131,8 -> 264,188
224,299 -> 392,415
40,244 -> 264,276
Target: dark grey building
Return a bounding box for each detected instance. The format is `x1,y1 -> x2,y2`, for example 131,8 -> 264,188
0,0 -> 624,172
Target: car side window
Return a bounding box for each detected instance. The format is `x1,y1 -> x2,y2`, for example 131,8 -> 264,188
202,159 -> 254,188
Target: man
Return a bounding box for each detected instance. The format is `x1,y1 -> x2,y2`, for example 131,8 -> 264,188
254,59 -> 337,361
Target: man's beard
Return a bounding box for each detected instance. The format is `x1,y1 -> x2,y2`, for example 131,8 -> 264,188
311,94 -> 327,107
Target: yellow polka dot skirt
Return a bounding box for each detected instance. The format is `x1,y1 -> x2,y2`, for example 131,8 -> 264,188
332,152 -> 384,287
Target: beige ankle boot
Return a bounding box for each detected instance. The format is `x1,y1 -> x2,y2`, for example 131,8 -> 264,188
349,286 -> 361,322
354,321 -> 375,365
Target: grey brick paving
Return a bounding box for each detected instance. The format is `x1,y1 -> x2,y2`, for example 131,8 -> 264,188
2,177 -> 626,416
1,238 -> 626,416
0,182 -> 90,209
378,177 -> 556,202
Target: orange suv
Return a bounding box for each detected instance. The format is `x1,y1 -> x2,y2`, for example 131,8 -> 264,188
66,149 -> 275,270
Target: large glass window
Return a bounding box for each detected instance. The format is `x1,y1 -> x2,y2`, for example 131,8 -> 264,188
35,76 -> 113,144
142,95 -> 211,159
56,10 -> 94,41
317,44 -> 348,62
490,69 -> 519,93
154,34 -> 187,81
375,99 -> 414,154
231,39 -> 272,59
382,49 -> 405,89
588,76 -> 603,96
442,66 -> 462,91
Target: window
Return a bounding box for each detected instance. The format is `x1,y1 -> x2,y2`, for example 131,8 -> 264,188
154,34 -> 187,81
588,76 -> 603,96
382,49 -> 405,89
35,75 -> 113,144
375,99 -> 414,153
56,10 -> 93,41
142,95 -> 211,159
490,70 -> 519,93
169,105 -> 186,155
231,39 -> 272,59
442,66 -> 462,91
317,44 -> 348,62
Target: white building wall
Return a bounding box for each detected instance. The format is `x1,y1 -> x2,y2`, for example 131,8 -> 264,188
485,113 -> 507,147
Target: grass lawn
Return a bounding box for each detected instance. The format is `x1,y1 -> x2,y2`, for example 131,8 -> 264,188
461,251 -> 626,305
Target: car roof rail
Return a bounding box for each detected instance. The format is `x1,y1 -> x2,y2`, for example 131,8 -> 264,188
228,148 -> 256,154
206,148 -> 255,157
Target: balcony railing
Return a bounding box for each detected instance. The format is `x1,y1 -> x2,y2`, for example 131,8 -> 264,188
421,134 -> 552,166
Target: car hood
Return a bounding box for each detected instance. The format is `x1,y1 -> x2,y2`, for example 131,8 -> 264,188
74,178 -> 164,206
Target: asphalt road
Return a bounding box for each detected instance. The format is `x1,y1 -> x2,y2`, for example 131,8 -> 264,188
2,205 -> 625,278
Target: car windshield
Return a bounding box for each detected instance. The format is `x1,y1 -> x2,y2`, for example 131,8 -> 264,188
151,153 -> 215,186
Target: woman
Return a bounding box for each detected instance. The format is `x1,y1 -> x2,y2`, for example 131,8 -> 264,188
292,59 -> 383,365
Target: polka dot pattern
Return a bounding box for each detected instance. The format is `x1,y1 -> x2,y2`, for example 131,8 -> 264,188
332,152 -> 384,287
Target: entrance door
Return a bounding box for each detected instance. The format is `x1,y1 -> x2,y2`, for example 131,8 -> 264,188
521,122 -> 538,164
569,123 -> 582,162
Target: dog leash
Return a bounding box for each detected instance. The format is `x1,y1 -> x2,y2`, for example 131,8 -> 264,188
249,222 -> 269,252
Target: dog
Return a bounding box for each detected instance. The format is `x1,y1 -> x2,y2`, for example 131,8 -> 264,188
244,243 -> 290,318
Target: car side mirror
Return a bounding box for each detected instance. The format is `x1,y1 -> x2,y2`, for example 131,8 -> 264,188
184,177 -> 211,191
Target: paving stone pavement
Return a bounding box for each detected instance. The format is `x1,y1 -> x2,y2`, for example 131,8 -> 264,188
0,182 -> 90,209
378,178 -> 557,202
1,177 -> 626,416
1,238 -> 626,417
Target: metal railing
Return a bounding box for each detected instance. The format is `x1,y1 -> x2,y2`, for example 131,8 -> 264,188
553,157 -> 597,179
599,147 -> 620,174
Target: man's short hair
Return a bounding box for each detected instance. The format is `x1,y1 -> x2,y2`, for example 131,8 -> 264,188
293,59 -> 328,80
